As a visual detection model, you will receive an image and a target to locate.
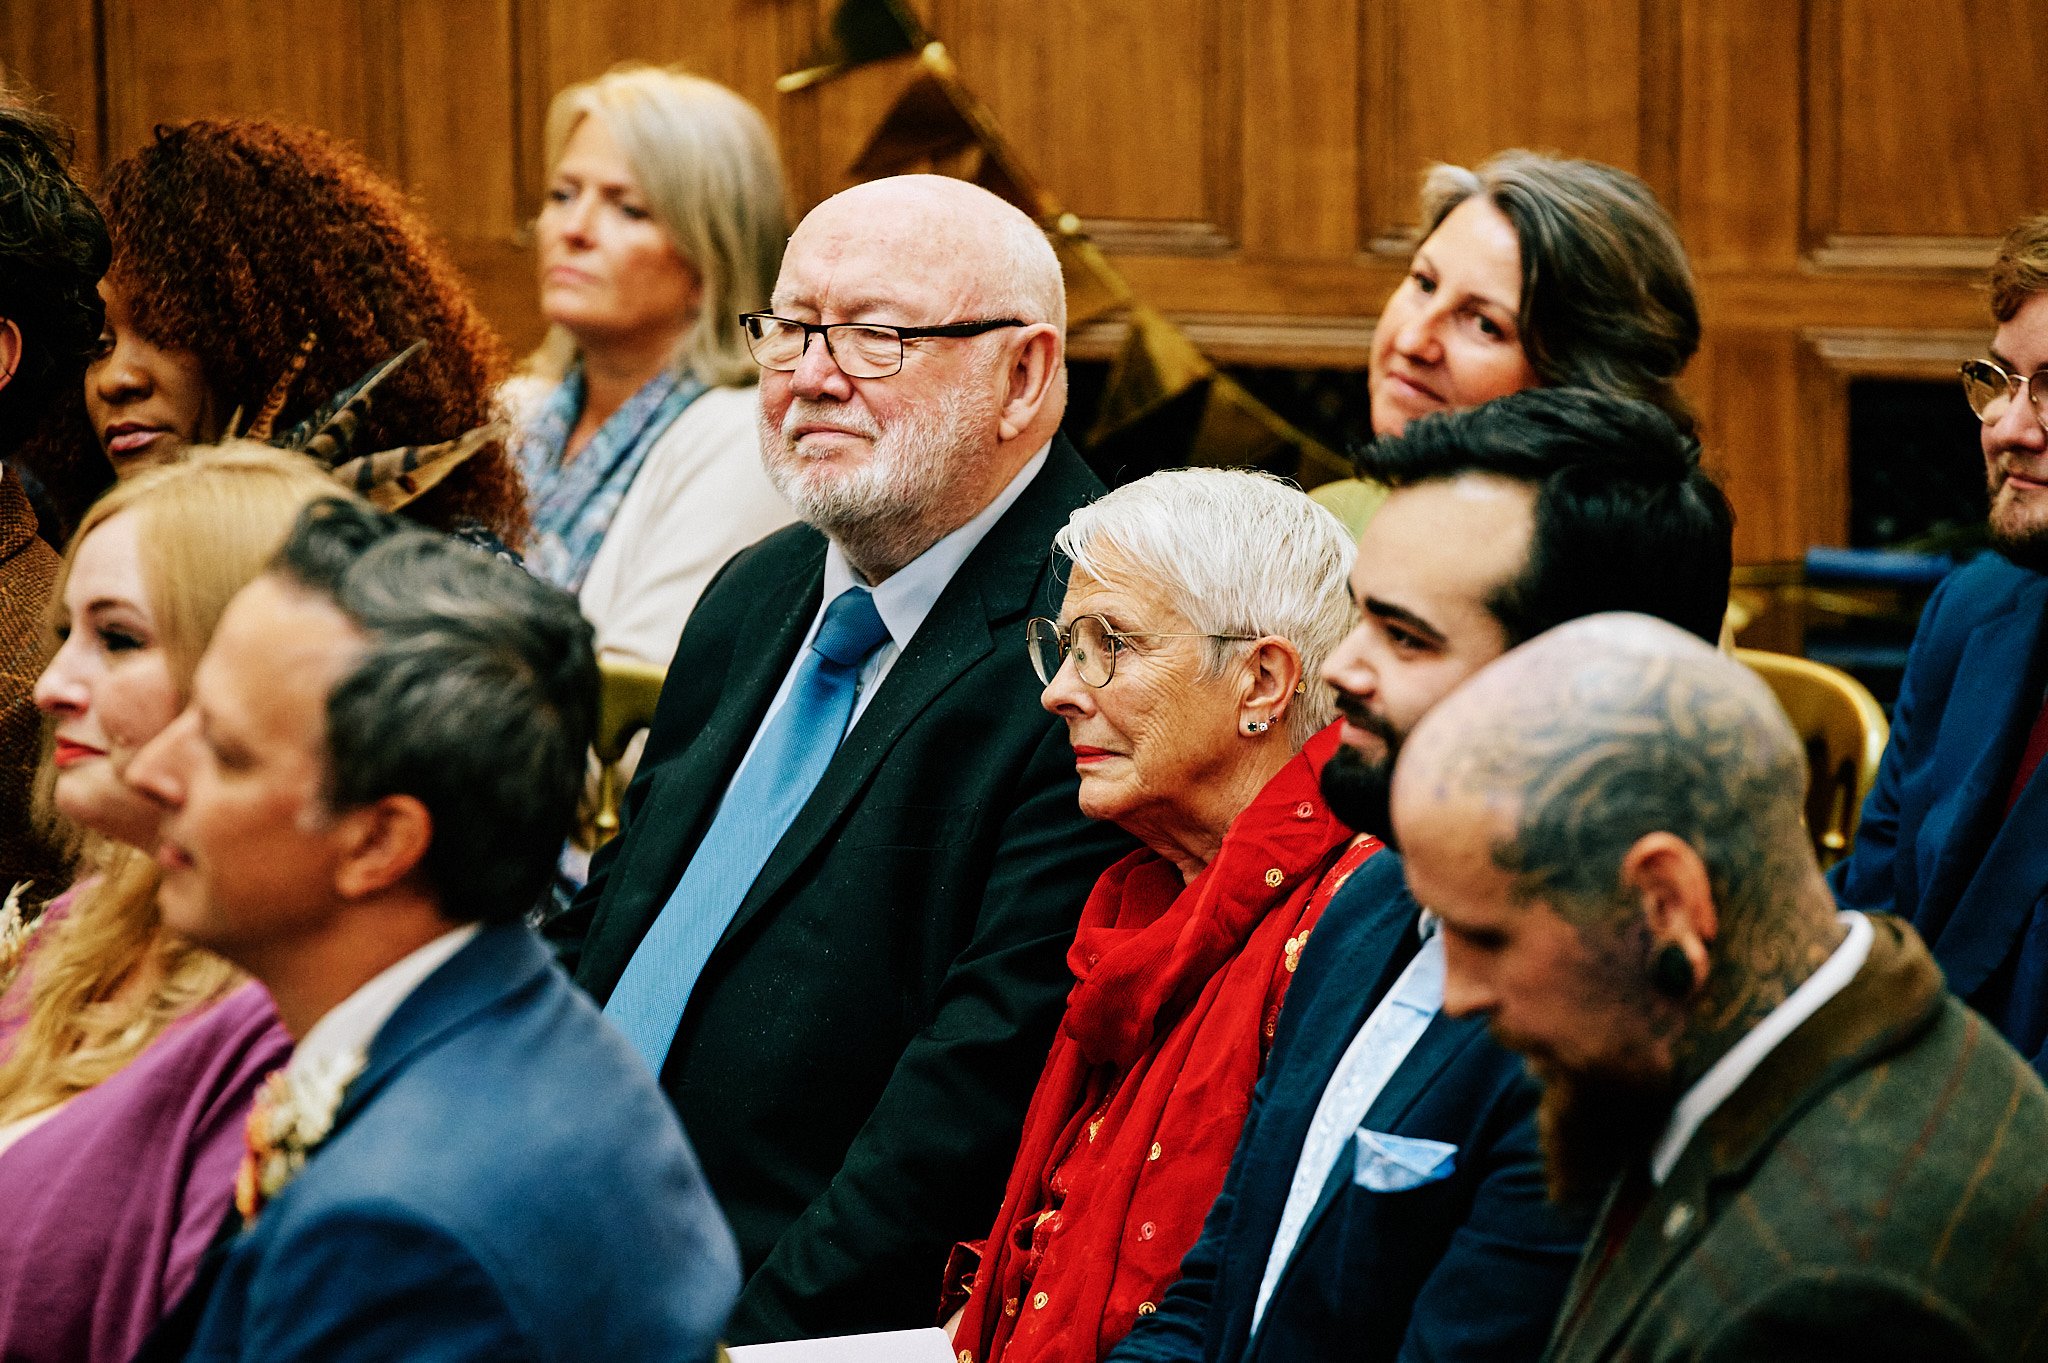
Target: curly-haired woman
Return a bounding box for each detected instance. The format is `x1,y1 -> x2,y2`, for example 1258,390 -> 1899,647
76,119 -> 528,546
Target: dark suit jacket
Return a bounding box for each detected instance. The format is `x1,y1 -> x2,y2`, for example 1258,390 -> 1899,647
1110,851 -> 1589,1363
552,436 -> 1135,1341
1545,915 -> 2048,1363
1832,552 -> 2048,1075
177,925 -> 741,1363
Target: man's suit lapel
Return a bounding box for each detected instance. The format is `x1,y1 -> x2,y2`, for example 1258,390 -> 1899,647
330,925 -> 552,1133
578,544 -> 824,998
1264,1009 -> 1482,1322
1924,574 -> 2048,996
1228,854 -> 1422,1351
708,439 -> 1086,958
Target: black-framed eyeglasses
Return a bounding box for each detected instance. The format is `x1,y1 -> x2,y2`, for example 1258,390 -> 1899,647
739,312 -> 1025,379
1961,357 -> 2048,430
1026,614 -> 1258,688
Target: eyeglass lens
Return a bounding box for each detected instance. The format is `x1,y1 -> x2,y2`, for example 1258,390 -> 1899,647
1027,616 -> 1115,687
747,319 -> 903,379
1962,359 -> 2047,426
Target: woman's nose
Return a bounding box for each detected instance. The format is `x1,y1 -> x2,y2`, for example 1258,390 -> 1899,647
32,640 -> 88,715
1040,651 -> 1094,718
92,344 -> 150,403
1393,305 -> 1446,363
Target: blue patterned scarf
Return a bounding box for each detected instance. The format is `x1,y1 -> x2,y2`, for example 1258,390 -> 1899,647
514,361 -> 710,592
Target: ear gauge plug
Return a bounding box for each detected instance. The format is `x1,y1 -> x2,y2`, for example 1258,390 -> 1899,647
1650,943 -> 1695,1000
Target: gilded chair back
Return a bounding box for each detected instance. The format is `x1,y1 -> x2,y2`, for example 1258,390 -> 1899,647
591,657 -> 668,848
1735,648 -> 1889,868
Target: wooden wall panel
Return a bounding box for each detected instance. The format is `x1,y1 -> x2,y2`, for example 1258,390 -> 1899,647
1,0 -> 100,168
1360,0 -> 1669,252
5,0 -> 2030,566
938,0 -> 1232,244
102,0 -> 378,155
1812,0 -> 2046,256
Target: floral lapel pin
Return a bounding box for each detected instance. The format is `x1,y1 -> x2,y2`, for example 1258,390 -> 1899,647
0,882 -> 41,993
234,1049 -> 368,1225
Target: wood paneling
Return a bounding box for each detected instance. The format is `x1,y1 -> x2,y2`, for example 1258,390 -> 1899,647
1360,0 -> 1673,252
1,0 -> 100,167
1809,0 -> 2046,257
5,0 -> 2027,564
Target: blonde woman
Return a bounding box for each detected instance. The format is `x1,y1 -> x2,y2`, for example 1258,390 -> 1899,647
0,445 -> 356,1363
509,63 -> 795,667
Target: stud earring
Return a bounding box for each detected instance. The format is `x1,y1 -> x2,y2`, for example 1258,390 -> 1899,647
1245,719 -> 1270,734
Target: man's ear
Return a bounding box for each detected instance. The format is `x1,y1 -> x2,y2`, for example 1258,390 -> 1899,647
996,324 -> 1062,444
332,794 -> 433,901
1619,831 -> 1718,988
0,319 -> 21,395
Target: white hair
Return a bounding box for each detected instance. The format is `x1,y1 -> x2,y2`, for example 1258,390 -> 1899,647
1053,467 -> 1357,748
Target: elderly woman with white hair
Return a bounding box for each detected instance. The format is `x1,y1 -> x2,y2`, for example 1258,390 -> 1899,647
946,468 -> 1377,1363
508,63 -> 794,667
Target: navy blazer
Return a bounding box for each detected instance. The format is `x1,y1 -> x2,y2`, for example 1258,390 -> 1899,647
1110,851 -> 1587,1363
1832,552 -> 2048,1075
179,925 -> 741,1363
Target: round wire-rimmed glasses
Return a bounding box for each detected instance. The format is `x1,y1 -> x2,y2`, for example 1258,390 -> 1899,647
1960,357 -> 2048,430
739,312 -> 1024,379
1026,614 -> 1258,688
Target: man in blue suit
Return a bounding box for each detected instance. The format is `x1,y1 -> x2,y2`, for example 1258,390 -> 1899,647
125,500 -> 741,1363
1111,389 -> 1734,1363
1833,214 -> 2048,1079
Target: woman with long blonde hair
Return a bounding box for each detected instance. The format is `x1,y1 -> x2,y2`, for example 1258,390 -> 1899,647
0,444 -> 359,1363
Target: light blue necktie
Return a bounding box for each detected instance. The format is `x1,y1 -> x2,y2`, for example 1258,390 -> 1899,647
605,586 -> 891,1073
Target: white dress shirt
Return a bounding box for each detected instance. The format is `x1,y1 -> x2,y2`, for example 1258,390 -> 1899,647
735,442 -> 1050,773
290,924 -> 482,1083
1649,910 -> 1873,1184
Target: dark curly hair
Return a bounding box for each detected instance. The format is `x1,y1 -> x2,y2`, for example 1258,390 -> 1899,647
0,97 -> 109,458
97,119 -> 527,544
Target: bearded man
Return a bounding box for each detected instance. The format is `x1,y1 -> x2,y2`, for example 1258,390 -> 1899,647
546,174 -> 1133,1343
1110,389 -> 1731,1363
1832,213 -> 2048,1081
1398,614 -> 2048,1363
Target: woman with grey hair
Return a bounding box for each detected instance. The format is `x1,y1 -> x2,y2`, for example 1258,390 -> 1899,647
946,468 -> 1379,1363
507,63 -> 795,668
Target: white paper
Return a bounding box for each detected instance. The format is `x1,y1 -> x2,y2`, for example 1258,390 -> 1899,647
727,1327 -> 954,1362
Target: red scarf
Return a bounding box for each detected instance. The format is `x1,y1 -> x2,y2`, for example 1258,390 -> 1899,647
954,724 -> 1380,1363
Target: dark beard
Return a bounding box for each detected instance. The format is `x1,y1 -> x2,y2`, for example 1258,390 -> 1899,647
1990,516 -> 2048,574
1527,1058 -> 1678,1208
1321,729 -> 1399,845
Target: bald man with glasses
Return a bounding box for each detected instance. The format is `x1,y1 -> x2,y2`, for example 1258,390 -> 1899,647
548,174 -> 1133,1344
1834,212 -> 2048,1081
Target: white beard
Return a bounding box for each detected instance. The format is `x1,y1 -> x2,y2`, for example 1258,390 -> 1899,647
759,382 -> 994,576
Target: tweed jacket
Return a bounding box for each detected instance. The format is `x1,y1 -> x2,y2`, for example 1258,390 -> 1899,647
1545,914 -> 2048,1363
0,468 -> 65,903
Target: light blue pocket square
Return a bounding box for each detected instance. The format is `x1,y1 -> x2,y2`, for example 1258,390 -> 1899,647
1352,1130 -> 1458,1192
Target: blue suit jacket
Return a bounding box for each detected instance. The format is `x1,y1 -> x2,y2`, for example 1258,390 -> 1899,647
1109,852 -> 1588,1363
181,924 -> 742,1363
1832,552 -> 2048,1076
